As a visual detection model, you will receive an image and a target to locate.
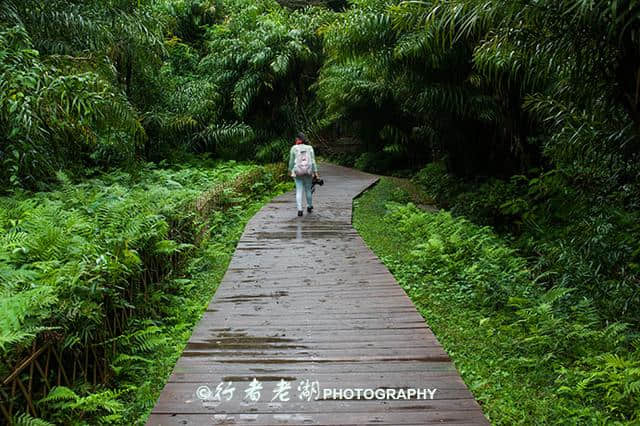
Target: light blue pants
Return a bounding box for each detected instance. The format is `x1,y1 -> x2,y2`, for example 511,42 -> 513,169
294,175 -> 313,211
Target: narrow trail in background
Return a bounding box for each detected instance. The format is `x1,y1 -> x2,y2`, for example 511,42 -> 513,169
148,163 -> 488,425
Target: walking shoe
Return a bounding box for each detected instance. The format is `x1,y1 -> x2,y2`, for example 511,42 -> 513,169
307,206 -> 313,213
298,210 -> 303,217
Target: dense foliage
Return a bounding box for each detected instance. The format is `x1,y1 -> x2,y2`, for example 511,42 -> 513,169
0,0 -> 331,190
318,0 -> 640,177
193,1 -> 332,161
354,178 -> 640,424
1,160 -> 247,364
413,162 -> 640,327
1,159 -> 289,424
0,0 -> 162,189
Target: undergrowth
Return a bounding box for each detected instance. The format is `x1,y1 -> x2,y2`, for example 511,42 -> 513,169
1,158 -> 291,424
353,177 -> 640,425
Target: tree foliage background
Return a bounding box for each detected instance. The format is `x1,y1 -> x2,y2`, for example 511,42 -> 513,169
1,0 -> 331,189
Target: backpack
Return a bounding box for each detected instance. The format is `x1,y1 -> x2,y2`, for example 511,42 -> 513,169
293,145 -> 313,177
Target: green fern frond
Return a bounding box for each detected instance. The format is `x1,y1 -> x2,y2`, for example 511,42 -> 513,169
38,386 -> 78,405
12,412 -> 55,426
199,122 -> 255,148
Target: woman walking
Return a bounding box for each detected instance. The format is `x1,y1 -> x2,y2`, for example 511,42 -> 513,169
288,132 -> 318,217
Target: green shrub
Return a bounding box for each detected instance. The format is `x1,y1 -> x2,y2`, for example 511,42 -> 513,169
411,162 -> 463,208
556,351 -> 640,421
255,138 -> 290,163
354,151 -> 393,173
385,202 -> 531,308
0,161 -> 245,359
449,177 -> 525,230
412,163 -> 640,327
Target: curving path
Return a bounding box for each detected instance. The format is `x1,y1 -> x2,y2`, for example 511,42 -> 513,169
148,163 -> 488,425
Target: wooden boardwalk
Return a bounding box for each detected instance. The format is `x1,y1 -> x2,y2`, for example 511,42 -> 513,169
148,164 -> 488,425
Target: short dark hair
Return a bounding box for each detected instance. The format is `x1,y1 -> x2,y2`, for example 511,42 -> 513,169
296,132 -> 307,143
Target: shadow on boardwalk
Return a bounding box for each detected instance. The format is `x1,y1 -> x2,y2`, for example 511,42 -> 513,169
148,163 -> 488,425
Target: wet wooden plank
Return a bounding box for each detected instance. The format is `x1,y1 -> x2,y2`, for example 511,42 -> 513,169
148,163 -> 488,425
148,411 -> 486,426
167,371 -> 468,383
170,361 -> 462,375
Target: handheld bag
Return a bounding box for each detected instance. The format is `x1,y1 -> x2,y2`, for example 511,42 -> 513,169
292,145 -> 313,177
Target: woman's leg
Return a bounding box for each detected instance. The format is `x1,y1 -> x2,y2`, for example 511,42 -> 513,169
294,177 -> 303,211
303,175 -> 313,208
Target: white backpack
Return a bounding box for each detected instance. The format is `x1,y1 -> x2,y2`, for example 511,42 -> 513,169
293,145 -> 313,177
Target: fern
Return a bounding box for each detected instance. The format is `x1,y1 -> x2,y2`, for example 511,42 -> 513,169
199,122 -> 256,157
12,412 -> 55,426
38,386 -> 125,424
38,386 -> 78,405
